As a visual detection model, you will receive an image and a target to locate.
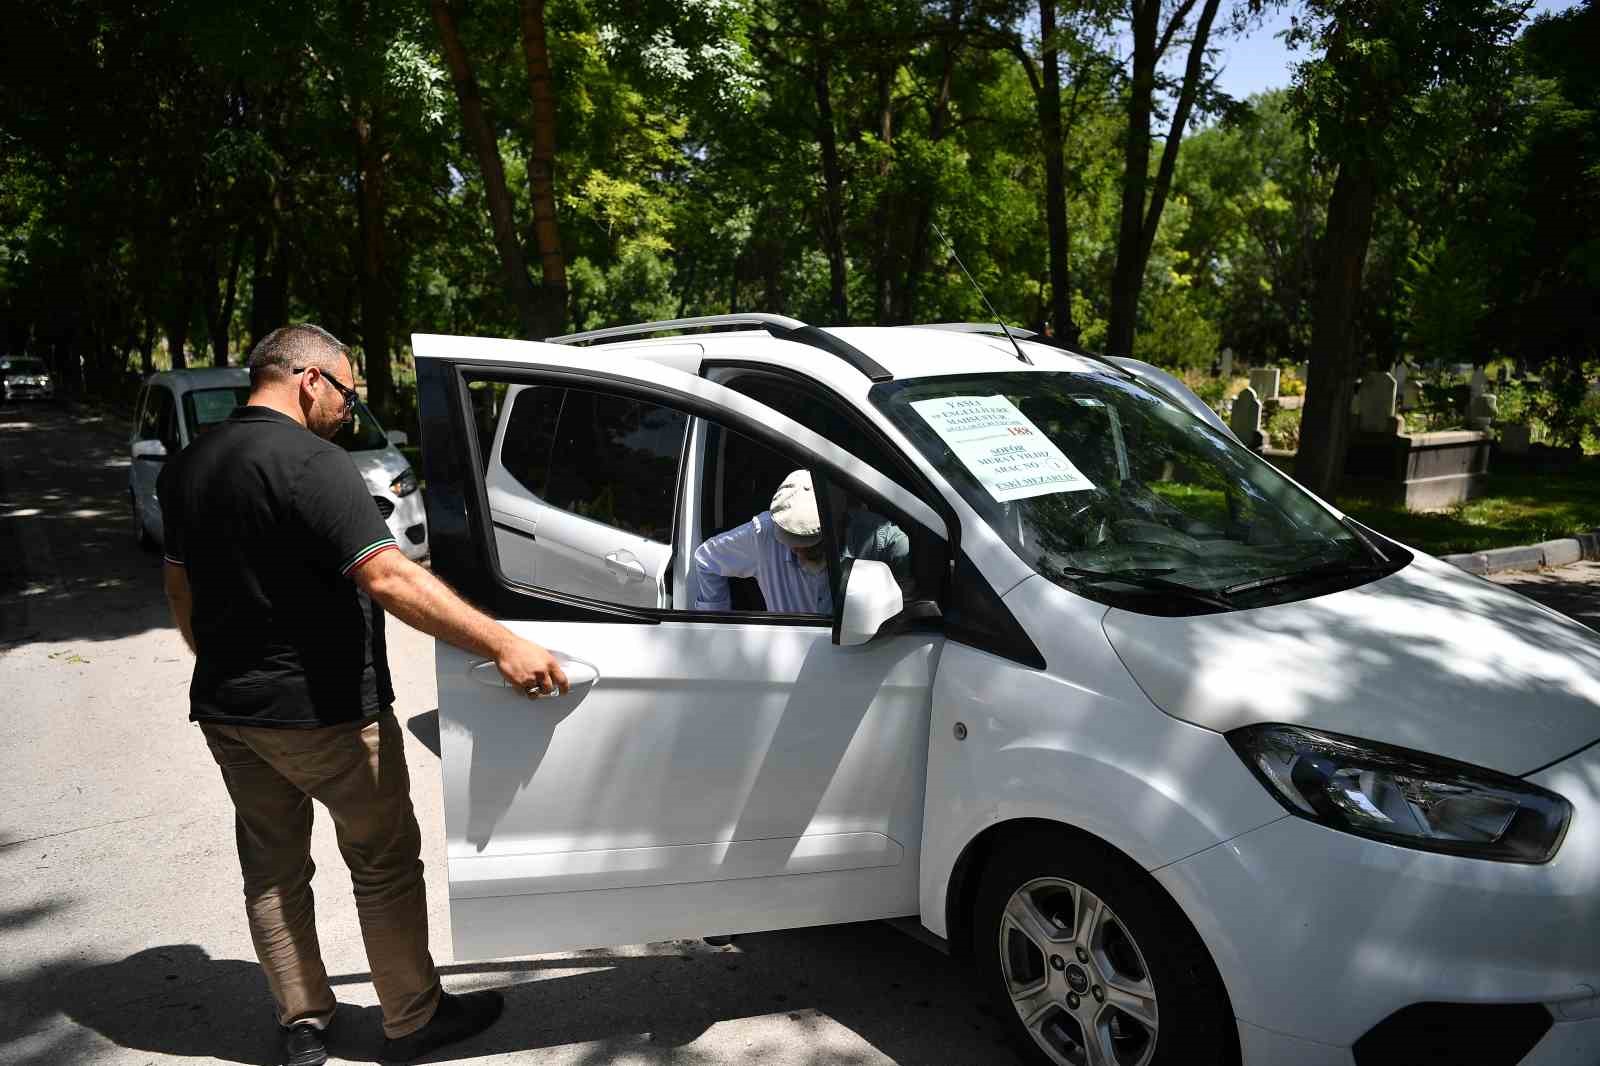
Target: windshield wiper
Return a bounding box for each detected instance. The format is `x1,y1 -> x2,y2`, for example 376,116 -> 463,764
1221,557 -> 1383,598
1058,566 -> 1234,610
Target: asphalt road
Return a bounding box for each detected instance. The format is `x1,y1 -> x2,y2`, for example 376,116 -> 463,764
2,402 -> 1595,1066
0,402 -> 1016,1066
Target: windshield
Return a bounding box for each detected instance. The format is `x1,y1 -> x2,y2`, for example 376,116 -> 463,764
331,400 -> 390,453
2,358 -> 47,375
183,386 -> 250,439
872,371 -> 1406,615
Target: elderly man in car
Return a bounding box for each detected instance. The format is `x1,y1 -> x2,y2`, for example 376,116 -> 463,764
692,469 -> 909,614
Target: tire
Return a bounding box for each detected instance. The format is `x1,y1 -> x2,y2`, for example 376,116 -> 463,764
973,829 -> 1235,1066
132,493 -> 158,552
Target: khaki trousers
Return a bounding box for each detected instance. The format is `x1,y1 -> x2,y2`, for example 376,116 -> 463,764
202,708 -> 441,1039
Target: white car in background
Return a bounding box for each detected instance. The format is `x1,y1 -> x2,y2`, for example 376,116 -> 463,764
1,355 -> 56,402
414,317 -> 1598,1066
129,367 -> 427,560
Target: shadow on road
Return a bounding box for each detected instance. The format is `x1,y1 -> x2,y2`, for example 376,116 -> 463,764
0,403 -> 170,650
405,709 -> 440,758
4,925 -> 1015,1065
1489,568 -> 1600,632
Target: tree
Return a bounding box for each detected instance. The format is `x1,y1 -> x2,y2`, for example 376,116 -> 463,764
1104,0 -> 1230,357
1289,0 -> 1528,497
431,0 -> 544,338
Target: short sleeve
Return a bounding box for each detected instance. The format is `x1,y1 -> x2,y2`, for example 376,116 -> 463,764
292,449 -> 397,576
156,458 -> 186,567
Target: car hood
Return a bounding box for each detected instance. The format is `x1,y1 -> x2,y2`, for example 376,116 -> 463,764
1101,553 -> 1600,775
347,445 -> 408,491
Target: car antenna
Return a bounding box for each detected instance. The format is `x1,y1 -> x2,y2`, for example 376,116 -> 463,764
931,222 -> 1032,366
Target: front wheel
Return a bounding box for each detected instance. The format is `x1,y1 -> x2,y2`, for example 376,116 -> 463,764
973,831 -> 1235,1066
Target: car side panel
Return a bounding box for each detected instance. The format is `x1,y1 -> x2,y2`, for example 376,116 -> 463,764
918,574 -> 1285,939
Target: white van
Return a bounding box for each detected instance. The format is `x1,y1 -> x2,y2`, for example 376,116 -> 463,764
129,367 -> 427,560
414,318 -> 1600,1066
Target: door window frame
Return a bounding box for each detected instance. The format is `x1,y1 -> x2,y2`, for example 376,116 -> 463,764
431,360 -> 952,628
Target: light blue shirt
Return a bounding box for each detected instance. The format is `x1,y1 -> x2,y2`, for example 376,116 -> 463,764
692,511 -> 832,614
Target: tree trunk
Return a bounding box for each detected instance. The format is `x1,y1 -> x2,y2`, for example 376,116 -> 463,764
355,108 -> 392,417
1294,160 -> 1379,499
520,0 -> 567,336
250,187 -> 290,347
432,0 -> 542,339
1106,0 -> 1221,357
871,64 -> 896,325
1107,2 -> 1159,356
217,229 -> 244,366
813,46 -> 849,324
1039,0 -> 1077,346
896,29 -> 957,325
166,297 -> 190,372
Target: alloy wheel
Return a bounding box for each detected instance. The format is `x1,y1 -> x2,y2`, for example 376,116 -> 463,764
998,876 -> 1159,1066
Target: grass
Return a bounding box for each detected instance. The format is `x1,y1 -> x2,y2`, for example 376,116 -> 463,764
1340,457 -> 1600,556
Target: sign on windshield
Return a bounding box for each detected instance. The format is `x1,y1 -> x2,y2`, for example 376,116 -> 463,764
911,394 -> 1095,502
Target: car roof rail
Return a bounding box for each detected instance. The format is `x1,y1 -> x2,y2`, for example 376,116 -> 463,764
548,313 -> 892,382
919,321 -> 1040,339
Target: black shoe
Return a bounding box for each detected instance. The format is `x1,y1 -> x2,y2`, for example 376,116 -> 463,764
379,990 -> 504,1064
280,1022 -> 329,1066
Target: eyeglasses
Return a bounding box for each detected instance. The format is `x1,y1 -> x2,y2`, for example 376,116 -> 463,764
292,366 -> 359,412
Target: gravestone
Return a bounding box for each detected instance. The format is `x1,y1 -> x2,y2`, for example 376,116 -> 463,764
1230,386 -> 1264,449
1402,378 -> 1423,410
1358,370 -> 1401,435
1501,422 -> 1533,454
1470,367 -> 1488,404
1392,363 -> 1409,407
1248,367 -> 1280,401
1219,347 -> 1234,379
1467,392 -> 1498,431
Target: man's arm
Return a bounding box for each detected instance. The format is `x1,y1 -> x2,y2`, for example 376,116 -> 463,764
691,518 -> 761,611
163,563 -> 196,653
354,549 -> 569,696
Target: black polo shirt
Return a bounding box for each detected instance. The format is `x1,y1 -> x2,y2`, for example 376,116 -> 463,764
158,405 -> 397,728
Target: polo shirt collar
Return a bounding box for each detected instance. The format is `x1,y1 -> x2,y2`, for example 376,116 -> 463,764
230,405 -> 303,427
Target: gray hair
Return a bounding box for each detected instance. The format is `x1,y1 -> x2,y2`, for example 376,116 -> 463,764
247,324 -> 350,387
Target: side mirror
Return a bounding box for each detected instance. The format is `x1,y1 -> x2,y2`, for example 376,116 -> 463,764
132,439 -> 168,461
386,429 -> 409,447
838,559 -> 905,646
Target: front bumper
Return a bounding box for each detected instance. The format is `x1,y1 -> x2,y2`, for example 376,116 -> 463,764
1156,741 -> 1600,1064
3,382 -> 54,400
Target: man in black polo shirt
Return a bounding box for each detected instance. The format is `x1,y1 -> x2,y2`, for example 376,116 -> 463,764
159,324 -> 568,1066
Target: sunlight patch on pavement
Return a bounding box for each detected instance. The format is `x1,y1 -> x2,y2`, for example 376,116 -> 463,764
5,508 -> 42,517
69,509 -> 108,518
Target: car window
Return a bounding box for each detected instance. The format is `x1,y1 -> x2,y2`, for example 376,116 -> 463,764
182,386 -> 250,440
722,372 -> 920,497
693,422 -> 941,617
139,385 -> 178,451
498,385 -> 562,498
543,388 -> 686,543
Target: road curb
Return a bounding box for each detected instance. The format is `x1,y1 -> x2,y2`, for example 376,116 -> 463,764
1441,530 -> 1600,576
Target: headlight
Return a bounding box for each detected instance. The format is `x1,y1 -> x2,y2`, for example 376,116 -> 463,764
390,469 -> 419,497
1229,724 -> 1571,863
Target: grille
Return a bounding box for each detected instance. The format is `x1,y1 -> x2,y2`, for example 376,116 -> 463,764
373,495 -> 396,519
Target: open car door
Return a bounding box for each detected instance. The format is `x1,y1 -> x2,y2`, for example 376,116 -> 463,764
413,333 -> 950,961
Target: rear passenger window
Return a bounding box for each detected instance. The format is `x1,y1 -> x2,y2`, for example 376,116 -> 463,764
543,389 -> 687,542
499,386 -> 562,497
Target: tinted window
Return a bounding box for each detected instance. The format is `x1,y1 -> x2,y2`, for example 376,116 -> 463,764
140,385 -> 178,450
183,387 -> 250,439
544,389 -> 687,543
724,374 -> 916,495
499,386 -> 563,498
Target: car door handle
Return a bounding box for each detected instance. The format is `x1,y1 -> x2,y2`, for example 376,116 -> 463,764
469,656 -> 600,696
604,551 -> 648,582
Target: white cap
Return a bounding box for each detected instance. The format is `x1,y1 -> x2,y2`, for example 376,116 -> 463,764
769,470 -> 822,547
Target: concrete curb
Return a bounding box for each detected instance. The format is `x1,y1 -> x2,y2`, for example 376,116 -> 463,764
1441,530 -> 1600,576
